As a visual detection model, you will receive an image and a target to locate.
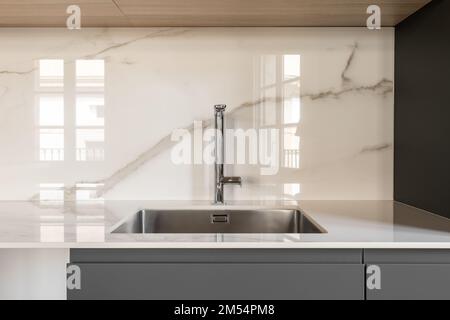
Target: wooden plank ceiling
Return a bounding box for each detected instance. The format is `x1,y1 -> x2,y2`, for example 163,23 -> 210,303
0,0 -> 432,27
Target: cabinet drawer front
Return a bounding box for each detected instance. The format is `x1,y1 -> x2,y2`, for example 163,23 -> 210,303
365,249 -> 450,264
68,263 -> 364,300
367,264 -> 450,300
70,249 -> 362,264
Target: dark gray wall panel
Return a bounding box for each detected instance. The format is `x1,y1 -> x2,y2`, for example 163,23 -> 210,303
395,0 -> 450,219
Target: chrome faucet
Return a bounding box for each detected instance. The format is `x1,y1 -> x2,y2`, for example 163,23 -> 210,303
214,104 -> 242,204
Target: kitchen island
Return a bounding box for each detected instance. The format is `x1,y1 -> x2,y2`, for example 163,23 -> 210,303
1,200 -> 450,299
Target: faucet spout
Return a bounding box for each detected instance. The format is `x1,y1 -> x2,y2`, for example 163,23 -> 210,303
214,104 -> 242,205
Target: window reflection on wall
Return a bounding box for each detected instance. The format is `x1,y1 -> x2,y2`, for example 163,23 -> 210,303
75,183 -> 104,202
284,127 -> 300,168
75,95 -> 105,161
76,60 -> 105,88
282,55 -> 301,169
36,59 -> 105,162
39,128 -> 64,161
260,55 -> 277,126
283,83 -> 301,125
38,59 -> 64,88
257,54 -> 301,170
76,129 -> 105,161
38,183 -> 65,241
40,223 -> 65,243
37,60 -> 65,161
37,182 -> 104,206
284,183 -> 301,198
38,95 -> 65,161
76,224 -> 105,242
39,183 -> 64,205
76,60 -> 105,161
76,96 -> 104,126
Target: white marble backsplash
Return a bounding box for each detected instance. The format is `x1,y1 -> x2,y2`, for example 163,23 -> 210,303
0,28 -> 394,201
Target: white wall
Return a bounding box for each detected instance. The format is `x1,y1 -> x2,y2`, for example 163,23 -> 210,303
0,249 -> 68,300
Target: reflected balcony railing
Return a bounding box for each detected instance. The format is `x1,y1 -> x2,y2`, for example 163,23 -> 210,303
76,148 -> 104,161
40,148 -> 64,161
284,149 -> 300,169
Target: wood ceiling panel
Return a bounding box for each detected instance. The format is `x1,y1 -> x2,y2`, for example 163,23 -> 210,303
0,0 -> 432,27
117,0 -> 432,26
0,0 -> 128,27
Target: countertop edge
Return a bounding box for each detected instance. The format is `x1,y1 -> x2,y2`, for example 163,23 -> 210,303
2,242 -> 450,249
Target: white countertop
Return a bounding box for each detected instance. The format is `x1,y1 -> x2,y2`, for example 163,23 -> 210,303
1,200 -> 450,249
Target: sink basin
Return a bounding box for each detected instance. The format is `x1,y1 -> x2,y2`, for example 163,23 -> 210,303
112,209 -> 326,234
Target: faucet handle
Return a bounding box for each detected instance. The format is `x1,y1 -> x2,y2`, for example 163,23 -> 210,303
222,176 -> 242,186
215,104 -> 227,112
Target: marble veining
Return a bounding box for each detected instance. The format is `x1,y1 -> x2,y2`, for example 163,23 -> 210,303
341,42 -> 358,84
82,28 -> 190,59
303,78 -> 392,101
0,69 -> 36,75
360,143 -> 392,153
30,62 -> 393,201
0,27 -> 394,201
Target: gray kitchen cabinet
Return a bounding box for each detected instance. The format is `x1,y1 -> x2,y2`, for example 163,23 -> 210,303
67,249 -> 365,300
67,249 -> 450,300
365,250 -> 450,300
68,263 -> 364,300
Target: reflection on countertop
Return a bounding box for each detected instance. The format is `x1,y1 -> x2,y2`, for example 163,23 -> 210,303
0,200 -> 449,249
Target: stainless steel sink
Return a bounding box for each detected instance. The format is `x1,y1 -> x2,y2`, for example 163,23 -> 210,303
112,209 -> 326,234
